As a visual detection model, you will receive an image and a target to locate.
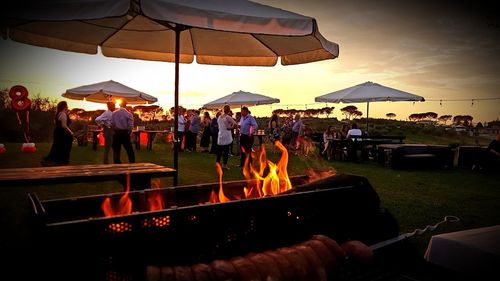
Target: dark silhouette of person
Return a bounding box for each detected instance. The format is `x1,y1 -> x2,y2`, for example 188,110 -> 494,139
42,101 -> 74,166
95,101 -> 116,164
110,100 -> 135,163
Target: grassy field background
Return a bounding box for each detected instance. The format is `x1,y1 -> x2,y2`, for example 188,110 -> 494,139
1,138 -> 499,257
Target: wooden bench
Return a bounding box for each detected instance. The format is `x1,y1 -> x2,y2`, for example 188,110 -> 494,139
0,163 -> 177,190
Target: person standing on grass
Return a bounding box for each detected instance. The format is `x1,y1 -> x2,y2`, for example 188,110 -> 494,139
95,101 -> 115,164
217,105 -> 237,169
186,110 -> 200,152
111,100 -> 135,164
210,111 -> 221,154
200,111 -> 212,153
239,106 -> 258,167
41,101 -> 74,166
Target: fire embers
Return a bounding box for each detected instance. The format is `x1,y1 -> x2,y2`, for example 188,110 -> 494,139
145,235 -> 373,281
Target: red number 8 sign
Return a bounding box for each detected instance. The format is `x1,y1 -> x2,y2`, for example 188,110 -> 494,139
9,85 -> 32,111
9,85 -> 35,152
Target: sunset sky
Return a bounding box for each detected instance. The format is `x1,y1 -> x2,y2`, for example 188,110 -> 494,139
1,0 -> 499,123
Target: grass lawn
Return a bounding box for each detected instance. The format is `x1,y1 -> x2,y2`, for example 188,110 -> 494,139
1,141 -> 499,257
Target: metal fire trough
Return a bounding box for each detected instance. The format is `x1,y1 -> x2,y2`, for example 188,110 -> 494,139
28,174 -> 397,263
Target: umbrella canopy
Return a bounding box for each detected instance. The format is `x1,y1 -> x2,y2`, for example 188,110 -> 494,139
63,80 -> 157,104
2,0 -> 339,185
2,0 -> 338,66
315,81 -> 425,133
315,81 -> 425,103
203,90 -> 280,109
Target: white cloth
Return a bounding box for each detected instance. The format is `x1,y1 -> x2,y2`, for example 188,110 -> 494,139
347,128 -> 362,140
95,109 -> 113,128
217,114 -> 236,146
424,225 -> 500,279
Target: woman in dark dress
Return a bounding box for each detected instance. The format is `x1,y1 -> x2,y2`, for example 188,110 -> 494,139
200,112 -> 211,152
42,101 -> 74,166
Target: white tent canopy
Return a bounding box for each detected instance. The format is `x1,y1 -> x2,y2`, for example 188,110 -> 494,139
315,81 -> 425,103
63,80 -> 157,104
203,90 -> 280,109
315,82 -> 425,133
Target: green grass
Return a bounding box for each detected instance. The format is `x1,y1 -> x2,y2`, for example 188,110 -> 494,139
1,141 -> 499,256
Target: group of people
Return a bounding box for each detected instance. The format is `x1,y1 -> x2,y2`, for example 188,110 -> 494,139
176,105 -> 258,170
41,100 -> 136,166
321,123 -> 363,160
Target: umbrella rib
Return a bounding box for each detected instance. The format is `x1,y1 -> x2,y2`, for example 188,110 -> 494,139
80,19 -> 169,32
251,34 -> 279,56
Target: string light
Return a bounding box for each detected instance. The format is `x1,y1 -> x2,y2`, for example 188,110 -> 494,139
439,100 -> 442,107
471,99 -> 474,107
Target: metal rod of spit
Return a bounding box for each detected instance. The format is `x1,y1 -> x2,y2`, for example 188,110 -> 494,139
369,216 -> 460,251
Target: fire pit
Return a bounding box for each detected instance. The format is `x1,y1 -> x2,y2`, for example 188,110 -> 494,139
29,173 -> 398,264
26,143 -> 404,280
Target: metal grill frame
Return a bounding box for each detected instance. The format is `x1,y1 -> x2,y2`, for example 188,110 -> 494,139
28,173 -> 399,265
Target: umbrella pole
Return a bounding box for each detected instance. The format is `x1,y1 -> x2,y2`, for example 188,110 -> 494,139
366,101 -> 370,134
173,27 -> 181,186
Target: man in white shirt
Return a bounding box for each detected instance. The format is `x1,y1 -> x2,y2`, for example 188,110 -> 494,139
346,123 -> 363,162
347,123 -> 363,140
95,101 -> 115,164
110,100 -> 135,164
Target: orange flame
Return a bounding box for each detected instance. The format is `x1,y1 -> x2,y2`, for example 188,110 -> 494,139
209,163 -> 230,203
242,141 -> 292,198
102,173 -> 132,217
147,179 -> 164,211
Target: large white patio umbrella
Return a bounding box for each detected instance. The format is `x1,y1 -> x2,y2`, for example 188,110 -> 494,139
3,0 -> 339,185
63,80 -> 157,104
203,90 -> 280,109
315,81 -> 425,133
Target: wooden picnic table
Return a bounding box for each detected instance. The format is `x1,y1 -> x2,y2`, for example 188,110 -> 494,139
0,163 -> 177,190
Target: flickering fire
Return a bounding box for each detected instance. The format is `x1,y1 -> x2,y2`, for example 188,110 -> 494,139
244,141 -> 292,197
102,173 -> 133,217
210,141 -> 293,204
147,179 -> 164,211
102,176 -> 168,217
209,163 -> 231,203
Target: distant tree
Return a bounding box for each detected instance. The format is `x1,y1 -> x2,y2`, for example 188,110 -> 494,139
30,93 -> 57,111
341,105 -> 358,120
352,110 -> 363,118
486,120 -> 500,128
0,88 -> 9,109
409,113 -> 423,121
386,112 -> 396,119
68,108 -> 85,120
453,115 -> 474,126
134,105 -> 163,121
438,115 -> 453,125
78,110 -> 105,122
322,107 -> 334,118
425,112 -> 438,120
475,122 -> 483,129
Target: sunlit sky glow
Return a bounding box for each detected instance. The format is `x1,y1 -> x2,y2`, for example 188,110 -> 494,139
1,0 -> 499,123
